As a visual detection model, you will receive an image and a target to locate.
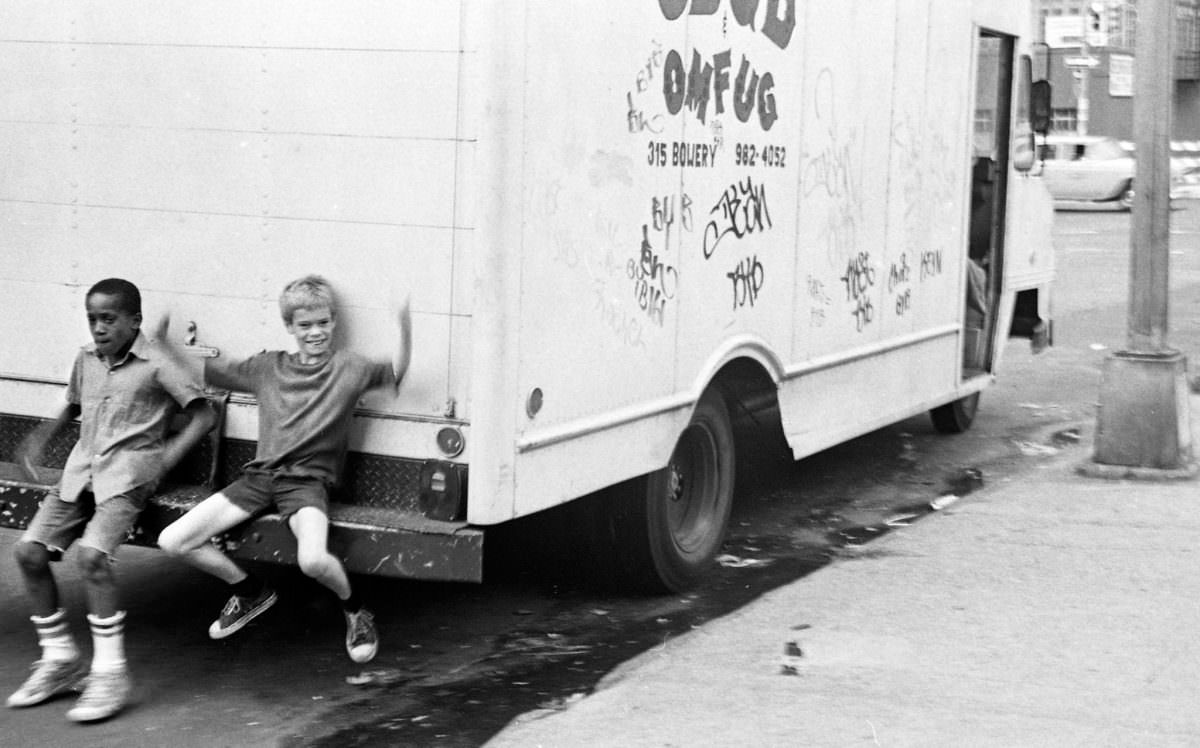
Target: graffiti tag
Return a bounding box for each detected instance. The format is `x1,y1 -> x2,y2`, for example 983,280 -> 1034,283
628,92 -> 666,134
807,275 -> 831,328
888,253 -> 912,316
840,251 -> 875,332
651,193 -> 694,250
627,225 -> 679,326
919,250 -> 943,281
593,280 -> 648,348
702,177 -> 773,259
727,255 -> 764,309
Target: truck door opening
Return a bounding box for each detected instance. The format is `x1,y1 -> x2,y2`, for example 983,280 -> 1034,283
964,31 -> 1015,379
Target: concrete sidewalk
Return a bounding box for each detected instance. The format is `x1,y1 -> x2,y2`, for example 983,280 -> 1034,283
487,445 -> 1200,747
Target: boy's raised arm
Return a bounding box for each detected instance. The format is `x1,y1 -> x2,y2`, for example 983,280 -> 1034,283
149,313 -> 199,377
391,297 -> 412,392
151,312 -> 253,393
148,311 -> 220,477
159,398 -> 217,476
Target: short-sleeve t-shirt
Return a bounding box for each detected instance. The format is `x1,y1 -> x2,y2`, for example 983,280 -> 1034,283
205,350 -> 395,486
60,333 -> 207,503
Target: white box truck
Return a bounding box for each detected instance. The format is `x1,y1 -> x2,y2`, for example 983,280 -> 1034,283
0,0 -> 1054,591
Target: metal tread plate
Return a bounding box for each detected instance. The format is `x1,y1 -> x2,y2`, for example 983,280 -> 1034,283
0,462 -> 483,583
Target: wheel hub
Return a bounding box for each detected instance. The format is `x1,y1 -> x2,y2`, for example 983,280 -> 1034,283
667,464 -> 684,501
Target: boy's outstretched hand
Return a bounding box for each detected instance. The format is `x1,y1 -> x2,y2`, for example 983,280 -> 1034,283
149,311 -> 174,345
16,402 -> 81,483
392,296 -> 412,391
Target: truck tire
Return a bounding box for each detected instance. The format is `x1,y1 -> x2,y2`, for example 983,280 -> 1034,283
929,392 -> 980,434
592,388 -> 736,593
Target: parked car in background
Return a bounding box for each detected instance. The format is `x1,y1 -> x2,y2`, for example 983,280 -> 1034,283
1173,165 -> 1200,199
1039,134 -> 1186,210
1038,135 -> 1136,209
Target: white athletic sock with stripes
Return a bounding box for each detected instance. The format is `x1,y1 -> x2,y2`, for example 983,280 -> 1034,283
32,608 -> 79,663
88,611 -> 127,673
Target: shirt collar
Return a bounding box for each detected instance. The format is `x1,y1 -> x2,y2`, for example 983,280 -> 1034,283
85,331 -> 148,367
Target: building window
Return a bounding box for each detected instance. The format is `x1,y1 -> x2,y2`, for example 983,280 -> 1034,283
1178,1 -> 1200,78
1051,108 -> 1078,133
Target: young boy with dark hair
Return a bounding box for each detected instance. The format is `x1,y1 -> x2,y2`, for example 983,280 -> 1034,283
158,274 -> 411,664
8,277 -> 215,722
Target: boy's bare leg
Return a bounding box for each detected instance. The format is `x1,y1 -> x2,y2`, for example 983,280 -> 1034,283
160,493 -> 279,639
157,493 -> 254,583
78,547 -> 120,618
6,552 -> 85,709
10,542 -> 86,711
288,507 -> 350,599
289,506 -> 378,663
13,542 -> 61,618
70,550 -> 131,723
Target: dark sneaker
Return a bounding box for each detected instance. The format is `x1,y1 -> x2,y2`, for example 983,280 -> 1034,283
66,668 -> 131,723
344,608 -> 379,663
6,658 -> 86,708
208,587 -> 278,640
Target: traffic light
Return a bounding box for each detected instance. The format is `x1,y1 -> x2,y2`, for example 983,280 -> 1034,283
1085,1 -> 1107,45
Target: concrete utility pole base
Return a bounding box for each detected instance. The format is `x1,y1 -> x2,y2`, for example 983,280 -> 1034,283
1081,351 -> 1197,479
1080,0 -> 1191,482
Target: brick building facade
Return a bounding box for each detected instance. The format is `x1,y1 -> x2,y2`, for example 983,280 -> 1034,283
1033,0 -> 1200,139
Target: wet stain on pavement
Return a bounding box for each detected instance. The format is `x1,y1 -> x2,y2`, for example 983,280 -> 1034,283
290,459 -> 992,747
293,553 -> 821,748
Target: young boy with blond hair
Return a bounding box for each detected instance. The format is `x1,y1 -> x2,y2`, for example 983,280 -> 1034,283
8,277 -> 215,722
158,274 -> 410,663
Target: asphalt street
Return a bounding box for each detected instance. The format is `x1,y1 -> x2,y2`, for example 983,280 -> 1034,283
1,202 -> 1198,746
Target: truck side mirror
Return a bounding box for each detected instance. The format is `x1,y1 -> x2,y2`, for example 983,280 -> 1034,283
1030,80 -> 1052,136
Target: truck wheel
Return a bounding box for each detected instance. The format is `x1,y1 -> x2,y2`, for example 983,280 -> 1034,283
592,388 -> 735,593
929,392 -> 980,434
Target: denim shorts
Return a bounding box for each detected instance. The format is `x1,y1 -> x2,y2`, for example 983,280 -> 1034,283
23,485 -> 154,559
222,470 -> 330,519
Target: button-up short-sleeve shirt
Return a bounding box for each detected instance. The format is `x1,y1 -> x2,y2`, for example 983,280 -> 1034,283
59,333 -> 206,504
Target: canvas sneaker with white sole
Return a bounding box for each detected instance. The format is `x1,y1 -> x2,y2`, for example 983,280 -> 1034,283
344,608 -> 379,664
6,658 -> 86,708
208,587 -> 278,640
66,668 -> 131,723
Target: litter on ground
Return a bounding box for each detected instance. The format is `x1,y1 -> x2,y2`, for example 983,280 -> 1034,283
716,554 -> 773,568
1015,440 -> 1060,456
929,494 -> 960,511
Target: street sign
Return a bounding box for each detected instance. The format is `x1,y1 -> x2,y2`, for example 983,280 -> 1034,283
1065,55 -> 1101,68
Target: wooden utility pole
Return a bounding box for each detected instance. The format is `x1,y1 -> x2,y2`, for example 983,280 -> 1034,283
1087,0 -> 1194,476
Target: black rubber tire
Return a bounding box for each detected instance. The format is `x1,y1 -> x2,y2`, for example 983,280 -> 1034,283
589,388 -> 736,593
1119,182 -> 1135,210
929,392 -> 980,434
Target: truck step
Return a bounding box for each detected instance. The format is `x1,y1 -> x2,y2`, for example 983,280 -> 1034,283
0,462 -> 483,583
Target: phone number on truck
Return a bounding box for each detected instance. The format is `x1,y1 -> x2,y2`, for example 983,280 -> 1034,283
734,143 -> 786,168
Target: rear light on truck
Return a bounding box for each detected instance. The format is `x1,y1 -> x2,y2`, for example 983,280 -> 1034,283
436,426 -> 464,457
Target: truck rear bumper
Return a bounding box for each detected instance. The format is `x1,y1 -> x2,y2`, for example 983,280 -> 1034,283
0,464 -> 483,583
